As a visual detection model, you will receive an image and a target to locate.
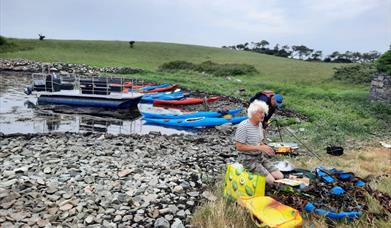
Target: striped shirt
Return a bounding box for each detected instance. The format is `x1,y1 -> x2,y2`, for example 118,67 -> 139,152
235,119 -> 263,146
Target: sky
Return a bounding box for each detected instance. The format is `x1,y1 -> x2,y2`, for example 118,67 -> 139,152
1,0 -> 390,54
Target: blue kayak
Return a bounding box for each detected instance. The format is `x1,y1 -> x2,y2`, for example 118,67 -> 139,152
141,108 -> 242,119
141,83 -> 171,91
141,91 -> 190,102
143,116 -> 248,127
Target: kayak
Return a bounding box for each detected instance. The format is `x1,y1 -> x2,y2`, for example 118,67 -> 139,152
143,116 -> 248,127
128,84 -> 177,93
153,96 -> 219,105
238,196 -> 303,227
131,83 -> 155,89
142,84 -> 178,93
141,91 -> 190,102
141,83 -> 171,91
141,108 -> 242,119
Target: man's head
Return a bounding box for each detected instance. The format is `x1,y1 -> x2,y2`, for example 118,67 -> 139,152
248,100 -> 269,123
272,94 -> 283,108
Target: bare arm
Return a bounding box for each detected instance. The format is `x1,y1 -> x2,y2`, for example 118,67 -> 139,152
236,142 -> 275,155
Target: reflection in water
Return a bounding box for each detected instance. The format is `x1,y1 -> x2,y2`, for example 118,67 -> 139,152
47,119 -> 61,131
0,73 -> 195,135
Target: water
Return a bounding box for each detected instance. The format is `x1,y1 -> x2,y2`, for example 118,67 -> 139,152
0,73 -> 196,135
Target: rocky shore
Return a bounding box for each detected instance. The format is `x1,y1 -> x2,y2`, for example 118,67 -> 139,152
0,128 -> 237,227
0,59 -> 143,75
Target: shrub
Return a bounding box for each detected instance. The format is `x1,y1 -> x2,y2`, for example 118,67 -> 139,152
0,35 -> 7,45
159,60 -> 257,76
159,60 -> 195,72
376,50 -> 391,76
0,38 -> 34,53
332,63 -> 377,84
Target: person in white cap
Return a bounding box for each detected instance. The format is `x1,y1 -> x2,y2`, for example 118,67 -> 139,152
235,100 -> 284,184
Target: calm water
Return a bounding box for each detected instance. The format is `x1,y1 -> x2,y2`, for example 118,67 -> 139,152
0,73 -> 195,135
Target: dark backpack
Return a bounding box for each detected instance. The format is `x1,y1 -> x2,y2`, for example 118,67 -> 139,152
249,90 -> 275,104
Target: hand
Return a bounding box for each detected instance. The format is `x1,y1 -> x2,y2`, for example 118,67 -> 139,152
258,144 -> 275,156
264,120 -> 272,129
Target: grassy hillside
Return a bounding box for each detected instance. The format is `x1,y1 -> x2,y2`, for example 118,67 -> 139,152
1,39 -> 337,83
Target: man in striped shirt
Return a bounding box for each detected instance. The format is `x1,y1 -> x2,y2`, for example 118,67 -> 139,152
235,100 -> 283,184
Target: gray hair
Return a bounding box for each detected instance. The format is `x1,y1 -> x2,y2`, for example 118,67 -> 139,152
247,100 -> 269,118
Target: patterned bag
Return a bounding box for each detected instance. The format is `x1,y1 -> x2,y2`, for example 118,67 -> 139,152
224,163 -> 266,201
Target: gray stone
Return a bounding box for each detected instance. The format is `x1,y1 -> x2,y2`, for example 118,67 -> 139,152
59,203 -> 73,211
122,214 -> 133,222
105,208 -> 116,214
168,204 -> 178,214
102,220 -> 115,228
133,214 -> 144,222
10,211 -> 29,221
171,218 -> 185,228
36,219 -> 50,227
158,208 -> 170,215
172,185 -> 183,193
176,210 -> 186,218
113,215 -> 122,222
154,217 -> 170,228
3,170 -> 15,177
164,214 -> 173,221
85,215 -> 94,224
187,191 -> 199,197
62,192 -> 73,199
186,200 -> 194,206
43,167 -> 51,174
0,179 -> 17,187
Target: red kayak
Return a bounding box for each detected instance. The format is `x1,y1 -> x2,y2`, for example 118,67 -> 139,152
142,84 -> 178,93
131,83 -> 155,89
153,96 -> 219,105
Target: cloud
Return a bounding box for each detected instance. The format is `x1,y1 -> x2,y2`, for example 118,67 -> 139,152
302,0 -> 383,20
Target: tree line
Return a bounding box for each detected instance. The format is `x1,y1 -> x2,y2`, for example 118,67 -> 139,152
222,40 -> 382,63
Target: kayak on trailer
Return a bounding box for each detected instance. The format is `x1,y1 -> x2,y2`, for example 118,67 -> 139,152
143,116 -> 248,127
153,96 -> 219,105
141,108 -> 242,119
141,91 -> 191,102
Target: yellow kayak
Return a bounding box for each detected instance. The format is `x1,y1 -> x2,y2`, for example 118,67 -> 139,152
238,196 -> 302,228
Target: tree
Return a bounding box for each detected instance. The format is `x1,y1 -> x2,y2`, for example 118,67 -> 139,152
291,45 -> 313,59
259,40 -> 269,49
328,51 -> 340,61
38,34 -> 45,40
243,42 -> 249,51
0,35 -> 6,45
376,50 -> 391,75
129,41 -> 135,48
308,50 -> 322,61
236,44 -> 245,50
362,51 -> 381,63
273,44 -> 279,51
352,52 -> 362,63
